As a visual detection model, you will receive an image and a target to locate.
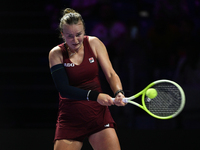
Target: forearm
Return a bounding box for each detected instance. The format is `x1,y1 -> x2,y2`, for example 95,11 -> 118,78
106,72 -> 126,106
50,64 -> 99,101
106,73 -> 123,95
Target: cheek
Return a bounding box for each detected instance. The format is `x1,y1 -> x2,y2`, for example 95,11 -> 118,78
63,37 -> 71,43
79,35 -> 85,43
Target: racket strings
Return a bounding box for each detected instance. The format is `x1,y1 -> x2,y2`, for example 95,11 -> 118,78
145,83 -> 182,117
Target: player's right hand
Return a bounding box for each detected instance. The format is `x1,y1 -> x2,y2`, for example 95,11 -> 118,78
97,93 -> 114,106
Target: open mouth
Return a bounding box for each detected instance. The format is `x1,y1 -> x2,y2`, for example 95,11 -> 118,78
73,43 -> 79,46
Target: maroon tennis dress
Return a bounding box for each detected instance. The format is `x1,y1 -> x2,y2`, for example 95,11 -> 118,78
54,36 -> 116,142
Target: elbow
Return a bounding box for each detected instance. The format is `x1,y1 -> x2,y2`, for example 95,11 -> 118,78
58,88 -> 70,98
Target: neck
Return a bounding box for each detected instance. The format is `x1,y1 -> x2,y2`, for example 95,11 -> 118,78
67,44 -> 83,57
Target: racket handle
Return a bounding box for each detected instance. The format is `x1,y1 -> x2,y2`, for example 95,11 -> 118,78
111,98 -> 128,103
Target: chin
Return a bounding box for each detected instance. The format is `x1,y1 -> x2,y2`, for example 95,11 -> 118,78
75,43 -> 83,49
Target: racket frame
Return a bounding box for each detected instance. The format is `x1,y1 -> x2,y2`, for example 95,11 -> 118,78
124,80 -> 186,119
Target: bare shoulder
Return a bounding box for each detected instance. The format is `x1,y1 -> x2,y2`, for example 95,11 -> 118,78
49,46 -> 62,56
48,46 -> 63,67
88,36 -> 102,46
88,36 -> 106,58
88,36 -> 99,42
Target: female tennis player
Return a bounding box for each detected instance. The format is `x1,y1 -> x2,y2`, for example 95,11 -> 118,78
49,8 -> 126,150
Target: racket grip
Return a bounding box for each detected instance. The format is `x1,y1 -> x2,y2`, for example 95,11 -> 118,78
111,98 -> 128,103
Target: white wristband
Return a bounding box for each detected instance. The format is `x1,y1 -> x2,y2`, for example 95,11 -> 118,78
87,90 -> 91,101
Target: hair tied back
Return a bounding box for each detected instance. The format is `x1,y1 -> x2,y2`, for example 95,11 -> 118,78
63,8 -> 76,15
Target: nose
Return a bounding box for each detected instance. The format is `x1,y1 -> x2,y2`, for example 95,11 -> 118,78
73,37 -> 78,43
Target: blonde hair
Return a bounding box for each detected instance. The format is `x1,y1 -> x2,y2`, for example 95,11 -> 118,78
59,8 -> 85,32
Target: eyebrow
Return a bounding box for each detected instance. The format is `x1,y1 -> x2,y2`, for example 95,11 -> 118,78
65,31 -> 83,35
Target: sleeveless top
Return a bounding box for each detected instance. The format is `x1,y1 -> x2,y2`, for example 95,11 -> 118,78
54,36 -> 115,141
59,35 -> 102,99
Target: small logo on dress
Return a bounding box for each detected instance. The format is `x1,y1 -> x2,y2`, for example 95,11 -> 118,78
89,57 -> 94,63
64,63 -> 75,67
104,123 -> 110,127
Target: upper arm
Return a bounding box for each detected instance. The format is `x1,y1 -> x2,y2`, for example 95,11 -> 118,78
89,36 -> 116,79
48,46 -> 63,68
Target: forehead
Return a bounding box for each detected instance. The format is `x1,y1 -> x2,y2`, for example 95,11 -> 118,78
62,21 -> 84,34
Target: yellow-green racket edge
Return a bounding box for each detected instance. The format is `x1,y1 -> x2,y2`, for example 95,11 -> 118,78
141,80 -> 186,119
126,80 -> 186,119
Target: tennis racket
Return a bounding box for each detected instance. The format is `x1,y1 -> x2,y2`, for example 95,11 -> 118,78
112,79 -> 185,119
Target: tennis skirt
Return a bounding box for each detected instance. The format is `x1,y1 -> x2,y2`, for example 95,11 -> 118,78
54,100 -> 116,142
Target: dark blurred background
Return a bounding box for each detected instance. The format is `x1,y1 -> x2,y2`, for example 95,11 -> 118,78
1,0 -> 200,149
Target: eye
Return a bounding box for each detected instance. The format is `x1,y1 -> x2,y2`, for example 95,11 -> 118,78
68,34 -> 74,38
76,32 -> 82,37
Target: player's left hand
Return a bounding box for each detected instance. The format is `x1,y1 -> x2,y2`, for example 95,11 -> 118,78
114,93 -> 126,106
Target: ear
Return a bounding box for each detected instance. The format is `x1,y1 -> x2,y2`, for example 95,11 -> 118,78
60,32 -> 65,40
61,32 -> 64,37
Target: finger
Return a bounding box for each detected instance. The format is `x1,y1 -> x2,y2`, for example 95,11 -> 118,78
114,99 -> 122,104
108,99 -> 114,105
101,101 -> 106,106
114,101 -> 121,106
102,101 -> 111,106
115,100 -> 126,106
